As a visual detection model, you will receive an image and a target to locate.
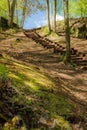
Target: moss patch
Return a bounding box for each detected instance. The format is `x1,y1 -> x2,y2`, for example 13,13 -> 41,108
0,55 -> 76,129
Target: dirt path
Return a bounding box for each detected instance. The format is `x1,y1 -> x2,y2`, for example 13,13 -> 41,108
0,31 -> 87,103
0,31 -> 87,125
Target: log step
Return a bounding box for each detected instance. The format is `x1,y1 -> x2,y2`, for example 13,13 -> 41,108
72,57 -> 83,60
74,60 -> 87,65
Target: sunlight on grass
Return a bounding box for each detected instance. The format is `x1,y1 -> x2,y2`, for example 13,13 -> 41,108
24,80 -> 39,91
50,31 -> 59,37
9,73 -> 22,81
41,26 -> 51,36
11,62 -> 54,91
53,115 -> 72,130
0,54 -> 77,129
4,58 -> 55,93
13,62 -> 31,70
21,70 -> 54,89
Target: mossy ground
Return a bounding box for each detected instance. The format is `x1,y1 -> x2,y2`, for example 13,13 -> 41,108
0,55 -> 75,130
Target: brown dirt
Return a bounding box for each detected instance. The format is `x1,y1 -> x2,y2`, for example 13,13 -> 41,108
0,31 -> 87,129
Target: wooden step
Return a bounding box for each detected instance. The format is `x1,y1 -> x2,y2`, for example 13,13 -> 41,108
75,60 -> 87,65
37,39 -> 45,44
24,32 -> 87,63
45,38 -> 53,43
46,44 -> 55,49
71,49 -> 78,55
41,41 -> 49,47
71,57 -> 83,61
60,50 -> 66,55
77,62 -> 87,66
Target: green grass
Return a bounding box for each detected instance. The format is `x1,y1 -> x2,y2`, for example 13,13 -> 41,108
0,63 -> 9,79
41,26 -> 51,36
50,31 -> 59,37
41,26 -> 59,38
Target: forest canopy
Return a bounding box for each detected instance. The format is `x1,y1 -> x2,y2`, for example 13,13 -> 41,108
0,0 -> 87,27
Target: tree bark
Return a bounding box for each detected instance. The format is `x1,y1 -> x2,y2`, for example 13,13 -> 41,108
15,1 -> 19,26
81,7 -> 83,20
21,0 -> 27,28
0,17 -> 2,29
54,0 -> 56,32
8,0 -> 16,27
49,2 -> 52,30
7,0 -> 10,14
64,0 -> 71,63
46,0 -> 51,32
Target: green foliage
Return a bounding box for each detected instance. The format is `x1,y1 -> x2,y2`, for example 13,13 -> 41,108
0,0 -> 8,19
69,0 -> 87,18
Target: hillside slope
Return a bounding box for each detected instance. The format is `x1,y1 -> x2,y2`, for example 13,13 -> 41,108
56,18 -> 87,39
0,30 -> 87,130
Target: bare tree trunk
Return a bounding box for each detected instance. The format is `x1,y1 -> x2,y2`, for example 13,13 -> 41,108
49,2 -> 52,30
64,0 -> 71,63
7,0 -> 10,14
54,0 -> 56,32
81,7 -> 83,20
0,17 -> 2,29
16,1 -> 18,26
21,0 -> 27,28
8,0 -> 16,27
46,0 -> 51,32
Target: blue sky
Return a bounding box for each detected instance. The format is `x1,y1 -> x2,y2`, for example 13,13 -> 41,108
24,10 -> 64,29
23,0 -> 64,29
24,10 -> 47,29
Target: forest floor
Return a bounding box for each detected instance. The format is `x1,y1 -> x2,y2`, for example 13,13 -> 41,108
0,29 -> 87,130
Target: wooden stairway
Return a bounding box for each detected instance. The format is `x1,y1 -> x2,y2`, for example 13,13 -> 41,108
24,30 -> 87,70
